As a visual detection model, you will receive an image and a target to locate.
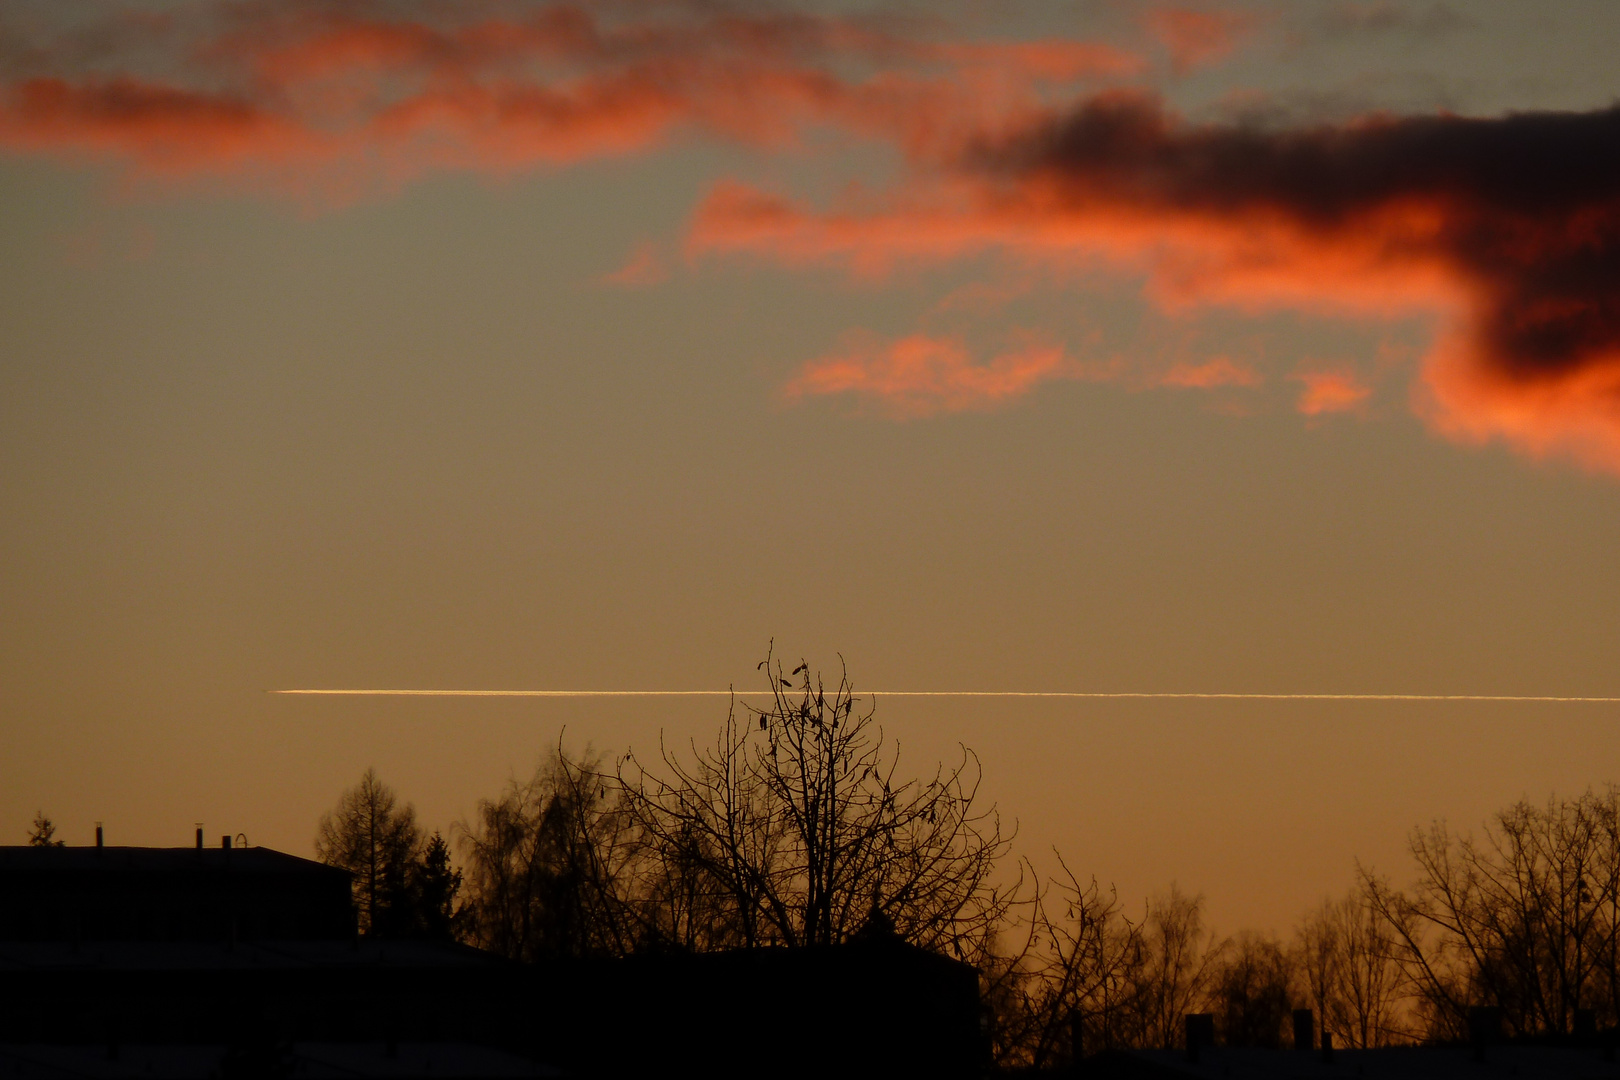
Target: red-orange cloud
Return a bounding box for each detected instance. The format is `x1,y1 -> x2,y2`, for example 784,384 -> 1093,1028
784,334 -> 1073,417
9,7 -> 1619,474
0,3 -> 1142,199
601,241 -> 666,287
1292,370 -> 1372,415
1160,357 -> 1264,389
694,93 -> 1620,472
0,77 -> 325,177
785,334 -> 1265,413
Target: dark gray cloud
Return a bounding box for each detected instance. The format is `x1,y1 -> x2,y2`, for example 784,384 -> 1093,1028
1315,2 -> 1473,39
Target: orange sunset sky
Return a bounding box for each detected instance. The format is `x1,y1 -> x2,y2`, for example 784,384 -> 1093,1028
4,0 -> 1620,935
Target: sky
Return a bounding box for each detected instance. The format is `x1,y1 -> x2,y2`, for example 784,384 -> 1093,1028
4,0 -> 1620,935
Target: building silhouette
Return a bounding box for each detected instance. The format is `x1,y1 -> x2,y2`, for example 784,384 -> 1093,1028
0,837 -> 985,1079
0,836 -> 354,943
0,838 -> 542,1077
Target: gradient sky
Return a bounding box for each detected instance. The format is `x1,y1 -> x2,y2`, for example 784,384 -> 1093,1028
5,0 -> 1620,935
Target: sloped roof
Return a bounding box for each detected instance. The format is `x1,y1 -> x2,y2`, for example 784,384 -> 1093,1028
0,846 -> 348,879
0,937 -> 510,972
0,1042 -> 558,1079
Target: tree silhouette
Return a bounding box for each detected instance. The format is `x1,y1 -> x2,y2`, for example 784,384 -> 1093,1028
315,768 -> 423,936
980,859 -> 1131,1067
1297,887 -> 1408,1047
1209,931 -> 1293,1047
457,747 -> 639,960
411,832 -> 465,941
453,650 -> 1014,964
982,877 -> 1229,1065
619,647 -> 1014,955
1363,788 -> 1620,1040
27,811 -> 64,847
1128,884 -> 1223,1049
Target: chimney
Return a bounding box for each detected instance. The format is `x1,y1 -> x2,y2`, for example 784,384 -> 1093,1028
1321,1030 -> 1334,1064
95,824 -> 103,850
1292,1009 -> 1314,1051
221,835 -> 232,850
195,827 -> 204,850
1185,1013 -> 1215,1064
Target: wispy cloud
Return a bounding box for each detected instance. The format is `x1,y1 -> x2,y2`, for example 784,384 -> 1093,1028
784,332 -> 1271,414
1160,357 -> 1264,389
783,333 -> 1076,417
1315,2 -> 1472,39
0,2 -> 1141,202
1292,369 -> 1372,415
600,240 -> 666,287
1144,8 -> 1259,75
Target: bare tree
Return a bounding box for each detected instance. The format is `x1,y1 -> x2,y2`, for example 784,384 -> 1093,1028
1208,931 -> 1293,1047
1297,887 -> 1409,1047
983,876 -> 1229,1065
618,649 -> 1015,957
620,777 -> 753,953
1361,789 -> 1620,1039
1130,884 -> 1223,1048
315,768 -> 423,937
458,746 -> 640,960
988,857 -> 1142,1067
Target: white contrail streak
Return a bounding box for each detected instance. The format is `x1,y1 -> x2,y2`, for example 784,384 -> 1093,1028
273,690 -> 1620,703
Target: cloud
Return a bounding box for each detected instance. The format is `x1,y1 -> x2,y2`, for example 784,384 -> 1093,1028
0,76 -> 324,177
1144,8 -> 1258,75
1160,357 -> 1264,389
7,3 -> 1617,476
783,332 -> 1266,414
1292,369 -> 1371,415
1419,328 -> 1620,472
1315,3 -> 1472,39
600,240 -> 666,286
783,333 -> 1074,417
928,276 -> 1037,316
0,2 -> 1143,201
695,92 -> 1620,472
928,40 -> 1146,82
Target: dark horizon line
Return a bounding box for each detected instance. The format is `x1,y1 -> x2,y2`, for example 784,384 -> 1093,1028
272,689 -> 1620,703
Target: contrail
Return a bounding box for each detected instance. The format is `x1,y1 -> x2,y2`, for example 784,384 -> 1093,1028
273,690 -> 1620,703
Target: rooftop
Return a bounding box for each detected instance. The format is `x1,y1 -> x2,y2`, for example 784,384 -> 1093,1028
0,846 -> 349,878
0,937 -> 509,972
0,1042 -> 558,1079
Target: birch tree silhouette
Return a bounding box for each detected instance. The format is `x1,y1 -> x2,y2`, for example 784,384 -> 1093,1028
458,747 -> 640,960
1297,887 -> 1408,1047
